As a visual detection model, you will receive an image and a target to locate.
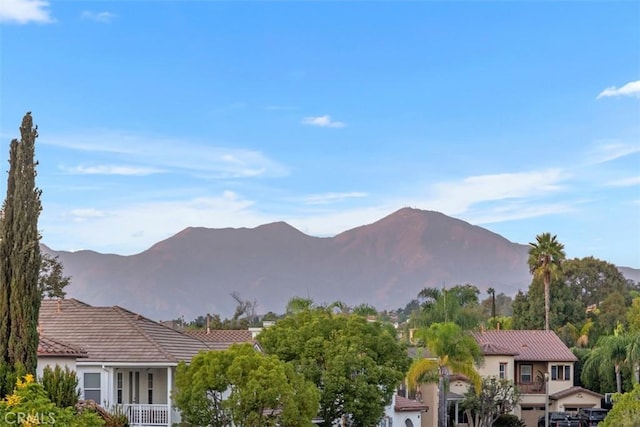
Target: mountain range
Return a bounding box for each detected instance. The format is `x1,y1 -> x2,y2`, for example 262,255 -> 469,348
43,208 -> 640,321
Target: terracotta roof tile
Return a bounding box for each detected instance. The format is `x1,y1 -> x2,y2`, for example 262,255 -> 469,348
472,330 -> 577,362
39,299 -> 211,363
38,335 -> 87,358
394,395 -> 428,412
184,329 -> 255,351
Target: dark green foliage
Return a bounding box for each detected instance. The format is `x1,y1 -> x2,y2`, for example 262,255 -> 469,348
494,414 -> 526,427
0,112 -> 43,396
39,254 -> 71,299
258,308 -> 410,427
413,284 -> 484,329
41,365 -> 80,408
174,344 -> 319,427
105,406 -> 130,427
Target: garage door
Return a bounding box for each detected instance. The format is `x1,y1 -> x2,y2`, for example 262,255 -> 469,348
521,407 -> 545,427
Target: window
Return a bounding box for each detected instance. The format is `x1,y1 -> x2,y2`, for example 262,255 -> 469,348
148,373 -> 153,404
551,365 -> 571,381
499,363 -> 507,379
84,373 -> 101,403
116,372 -> 123,404
520,365 -> 532,383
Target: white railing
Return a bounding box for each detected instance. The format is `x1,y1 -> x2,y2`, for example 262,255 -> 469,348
119,404 -> 169,426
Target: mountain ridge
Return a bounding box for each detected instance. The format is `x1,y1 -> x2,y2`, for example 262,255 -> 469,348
43,207 -> 639,320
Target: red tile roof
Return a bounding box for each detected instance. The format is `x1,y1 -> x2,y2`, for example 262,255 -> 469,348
394,395 -> 429,412
472,330 -> 577,362
39,299 -> 211,363
38,335 -> 87,358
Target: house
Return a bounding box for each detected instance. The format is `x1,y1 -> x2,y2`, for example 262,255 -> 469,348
37,334 -> 87,377
408,330 -> 602,427
468,330 -> 602,427
37,299 -> 223,426
380,392 -> 429,427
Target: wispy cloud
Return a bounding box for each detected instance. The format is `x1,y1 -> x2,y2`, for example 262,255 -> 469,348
0,0 -> 54,24
81,10 -> 117,23
68,208 -> 106,222
421,169 -> 570,215
303,192 -> 368,205
606,176 -> 640,187
62,164 -> 163,176
302,115 -> 346,128
41,131 -> 289,179
597,80 -> 640,99
587,141 -> 640,164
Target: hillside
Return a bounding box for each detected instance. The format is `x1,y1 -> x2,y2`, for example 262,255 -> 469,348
43,208 -> 637,320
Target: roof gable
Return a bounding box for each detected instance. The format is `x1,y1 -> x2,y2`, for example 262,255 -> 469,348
39,299 -> 210,363
472,330 -> 577,362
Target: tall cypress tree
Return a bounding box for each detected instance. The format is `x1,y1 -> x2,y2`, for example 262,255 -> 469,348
0,112 -> 42,396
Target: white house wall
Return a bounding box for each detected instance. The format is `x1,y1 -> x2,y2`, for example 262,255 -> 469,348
36,357 -> 77,379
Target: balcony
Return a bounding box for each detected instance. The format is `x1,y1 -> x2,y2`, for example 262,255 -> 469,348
516,382 -> 545,394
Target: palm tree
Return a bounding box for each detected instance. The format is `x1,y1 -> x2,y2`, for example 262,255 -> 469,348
528,233 -> 566,331
582,332 -> 630,393
407,322 -> 483,427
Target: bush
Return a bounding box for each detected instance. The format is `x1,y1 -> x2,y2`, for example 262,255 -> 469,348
0,374 -> 104,426
494,413 -> 527,427
41,364 -> 80,408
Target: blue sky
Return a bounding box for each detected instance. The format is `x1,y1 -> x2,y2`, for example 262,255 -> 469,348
0,1 -> 639,268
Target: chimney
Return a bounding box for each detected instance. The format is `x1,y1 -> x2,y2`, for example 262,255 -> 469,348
480,323 -> 485,333
56,299 -> 61,313
206,313 -> 210,334
497,322 -> 500,331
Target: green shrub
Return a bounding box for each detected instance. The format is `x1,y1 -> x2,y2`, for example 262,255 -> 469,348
0,374 -> 104,426
41,364 -> 80,408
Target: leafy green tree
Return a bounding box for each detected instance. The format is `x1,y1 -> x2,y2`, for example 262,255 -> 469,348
0,112 -> 43,396
407,322 -> 483,427
285,296 -> 315,315
414,284 -> 484,329
258,308 -> 410,427
600,383 -> 640,427
598,292 -> 628,334
174,344 -> 319,427
351,303 -> 377,317
512,277 -> 584,331
39,254 -> 71,299
528,233 -> 566,331
460,377 -> 521,427
480,292 -> 513,318
626,298 -> 640,333
563,257 -> 630,307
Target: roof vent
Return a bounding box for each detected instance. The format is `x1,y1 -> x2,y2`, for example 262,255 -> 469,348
56,299 -> 61,313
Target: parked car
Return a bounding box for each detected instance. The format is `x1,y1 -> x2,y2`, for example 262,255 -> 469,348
537,412 -> 581,427
578,408 -> 609,427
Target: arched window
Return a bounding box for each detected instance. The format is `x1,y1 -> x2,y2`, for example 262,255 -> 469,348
404,419 -> 414,427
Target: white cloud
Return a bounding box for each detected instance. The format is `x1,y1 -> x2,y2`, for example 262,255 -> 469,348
68,208 -> 106,222
81,10 -> 117,23
0,0 -> 53,24
303,192 -> 368,205
587,141 -> 640,164
41,131 -> 289,179
62,164 -> 163,176
302,115 -> 346,128
421,169 -> 569,215
597,80 -> 640,99
606,176 -> 640,187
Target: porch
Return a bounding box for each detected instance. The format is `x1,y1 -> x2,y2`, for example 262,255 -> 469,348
117,404 -> 170,426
